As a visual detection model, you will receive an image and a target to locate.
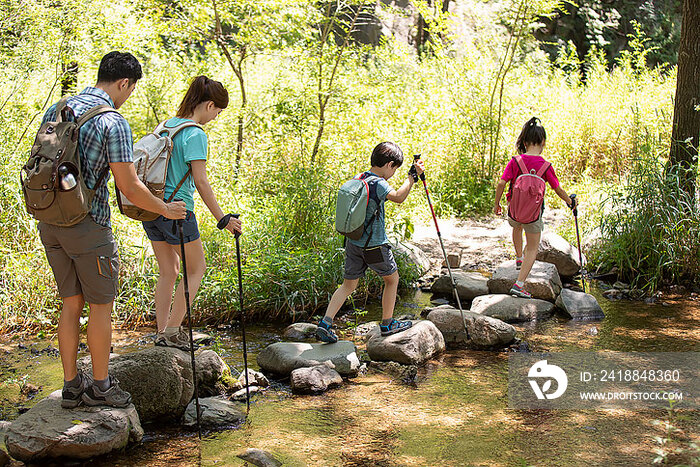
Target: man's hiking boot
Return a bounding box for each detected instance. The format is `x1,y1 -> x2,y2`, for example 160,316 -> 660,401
316,319 -> 338,344
82,376 -> 132,408
155,327 -> 197,352
380,319 -> 413,337
515,258 -> 523,270
61,371 -> 91,409
510,283 -> 532,299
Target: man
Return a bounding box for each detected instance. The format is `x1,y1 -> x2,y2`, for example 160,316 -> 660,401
38,51 -> 187,408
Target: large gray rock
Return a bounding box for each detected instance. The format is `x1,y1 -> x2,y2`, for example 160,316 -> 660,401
431,271 -> 489,300
537,231 -> 586,277
391,240 -> 431,276
488,260 -> 562,301
234,368 -> 270,390
470,294 -> 555,322
556,288 -> 605,320
196,350 -> 229,396
4,390 -> 143,462
80,347 -> 194,423
283,323 -> 318,341
426,305 -> 516,349
237,448 -> 283,467
290,365 -> 343,394
182,396 -> 246,429
257,341 -> 360,376
366,321 -> 445,365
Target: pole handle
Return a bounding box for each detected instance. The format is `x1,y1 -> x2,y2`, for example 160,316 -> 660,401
217,212 -> 241,238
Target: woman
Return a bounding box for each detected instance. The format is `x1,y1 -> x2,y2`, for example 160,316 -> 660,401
142,75 -> 241,350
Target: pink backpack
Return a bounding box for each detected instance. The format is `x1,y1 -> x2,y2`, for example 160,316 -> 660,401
508,155 -> 551,224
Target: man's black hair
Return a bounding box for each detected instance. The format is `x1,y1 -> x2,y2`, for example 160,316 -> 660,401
371,142 -> 404,168
97,51 -> 142,84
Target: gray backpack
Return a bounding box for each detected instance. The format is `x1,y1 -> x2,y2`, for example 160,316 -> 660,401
116,120 -> 202,221
335,172 -> 381,242
21,97 -> 118,226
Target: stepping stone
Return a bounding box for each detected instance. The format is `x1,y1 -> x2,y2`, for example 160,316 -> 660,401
431,271 -> 489,300
183,396 -> 245,429
290,365 -> 343,394
237,448 -> 283,467
366,321 -> 445,365
556,288 -> 605,320
4,390 -> 143,462
391,240 -> 431,275
283,323 -> 318,341
426,305 -> 516,349
196,350 -> 230,396
536,231 -> 586,277
257,341 -> 360,376
488,260 -> 562,302
470,294 -> 555,322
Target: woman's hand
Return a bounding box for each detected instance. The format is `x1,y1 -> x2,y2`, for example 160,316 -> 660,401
225,216 -> 242,235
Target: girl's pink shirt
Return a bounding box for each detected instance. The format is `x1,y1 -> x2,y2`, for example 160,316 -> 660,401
500,154 -> 560,200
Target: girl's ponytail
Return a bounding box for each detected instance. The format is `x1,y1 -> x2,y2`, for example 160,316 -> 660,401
516,117 -> 546,154
176,75 -> 229,118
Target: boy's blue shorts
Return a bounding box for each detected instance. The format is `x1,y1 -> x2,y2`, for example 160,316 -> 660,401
142,210 -> 200,245
344,242 -> 397,279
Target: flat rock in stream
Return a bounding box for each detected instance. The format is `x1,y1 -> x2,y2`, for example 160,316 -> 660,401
257,341 -> 360,376
366,321 -> 445,365
4,390 -> 143,462
290,365 -> 343,394
431,271 -> 489,300
282,322 -> 318,341
237,448 -> 283,467
470,294 -> 555,322
488,261 -> 562,302
556,288 -> 605,320
426,305 -> 516,349
183,396 -> 246,429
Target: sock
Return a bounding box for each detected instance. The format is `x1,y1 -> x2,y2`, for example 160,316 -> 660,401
321,316 -> 333,327
516,280 -> 524,287
164,326 -> 179,337
516,256 -> 523,261
94,377 -> 111,391
64,373 -> 81,388
381,318 -> 393,326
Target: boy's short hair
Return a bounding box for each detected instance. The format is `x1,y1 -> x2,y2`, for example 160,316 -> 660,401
97,51 -> 142,85
371,142 -> 404,168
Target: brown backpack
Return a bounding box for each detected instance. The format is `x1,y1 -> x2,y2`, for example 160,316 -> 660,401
21,97 -> 118,226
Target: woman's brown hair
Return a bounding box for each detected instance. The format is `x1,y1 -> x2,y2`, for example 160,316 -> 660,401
176,75 -> 229,118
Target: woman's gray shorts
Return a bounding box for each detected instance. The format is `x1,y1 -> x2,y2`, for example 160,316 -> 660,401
344,242 -> 398,279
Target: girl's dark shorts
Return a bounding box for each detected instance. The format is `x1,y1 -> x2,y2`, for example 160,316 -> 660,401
142,211 -> 200,245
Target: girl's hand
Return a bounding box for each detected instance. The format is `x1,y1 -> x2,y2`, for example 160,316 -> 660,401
225,217 -> 242,235
494,204 -> 503,216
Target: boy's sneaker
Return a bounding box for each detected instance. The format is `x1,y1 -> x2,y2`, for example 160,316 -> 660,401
510,283 -> 532,299
155,327 -> 197,352
515,258 -> 523,270
82,376 -> 132,408
61,372 -> 92,409
315,319 -> 338,344
380,319 -> 413,337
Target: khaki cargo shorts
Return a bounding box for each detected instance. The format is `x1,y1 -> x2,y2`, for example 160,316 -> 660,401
508,215 -> 545,234
38,216 -> 119,304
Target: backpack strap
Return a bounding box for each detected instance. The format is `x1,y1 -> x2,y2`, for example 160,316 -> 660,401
514,155 -> 530,175
157,121 -> 203,138
76,105 -> 120,128
55,96 -> 72,123
536,160 -> 552,178
165,167 -> 192,203
359,172 -> 383,249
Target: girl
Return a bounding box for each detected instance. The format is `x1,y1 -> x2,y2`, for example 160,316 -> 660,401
143,76 -> 242,350
493,117 -> 576,298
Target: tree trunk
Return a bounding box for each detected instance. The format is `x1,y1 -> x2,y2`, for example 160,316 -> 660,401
61,61 -> 78,96
669,0 -> 700,199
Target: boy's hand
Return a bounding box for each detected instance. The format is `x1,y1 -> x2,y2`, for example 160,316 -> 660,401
494,204 -> 503,216
414,159 -> 425,176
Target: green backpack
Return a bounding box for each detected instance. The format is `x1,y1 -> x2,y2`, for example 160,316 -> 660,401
21,97 -> 118,227
335,172 -> 381,241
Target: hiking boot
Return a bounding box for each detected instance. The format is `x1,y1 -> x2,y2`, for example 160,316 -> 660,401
510,283 -> 532,299
515,258 -> 523,270
315,319 -> 338,344
155,327 -> 197,352
82,376 -> 132,408
61,372 -> 92,409
380,319 -> 413,337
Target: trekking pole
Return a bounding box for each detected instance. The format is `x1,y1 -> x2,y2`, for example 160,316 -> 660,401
569,194 -> 586,293
412,155 -> 470,340
173,213 -> 201,439
217,213 -> 250,412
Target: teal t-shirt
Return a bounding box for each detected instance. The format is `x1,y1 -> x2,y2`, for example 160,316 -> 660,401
162,117 -> 208,211
348,172 -> 392,248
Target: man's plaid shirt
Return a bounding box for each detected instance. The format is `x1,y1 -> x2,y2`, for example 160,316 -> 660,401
42,87 -> 133,227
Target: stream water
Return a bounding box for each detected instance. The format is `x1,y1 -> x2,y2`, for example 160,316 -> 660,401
1,285 -> 698,466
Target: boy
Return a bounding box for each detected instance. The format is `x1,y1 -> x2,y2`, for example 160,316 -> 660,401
316,142 -> 424,343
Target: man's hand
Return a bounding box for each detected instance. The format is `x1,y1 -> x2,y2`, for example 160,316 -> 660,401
163,201 -> 187,220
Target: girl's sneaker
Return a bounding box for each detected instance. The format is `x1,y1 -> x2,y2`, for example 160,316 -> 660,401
380,319 -> 413,336
510,283 -> 532,298
315,319 -> 338,343
515,258 -> 523,270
